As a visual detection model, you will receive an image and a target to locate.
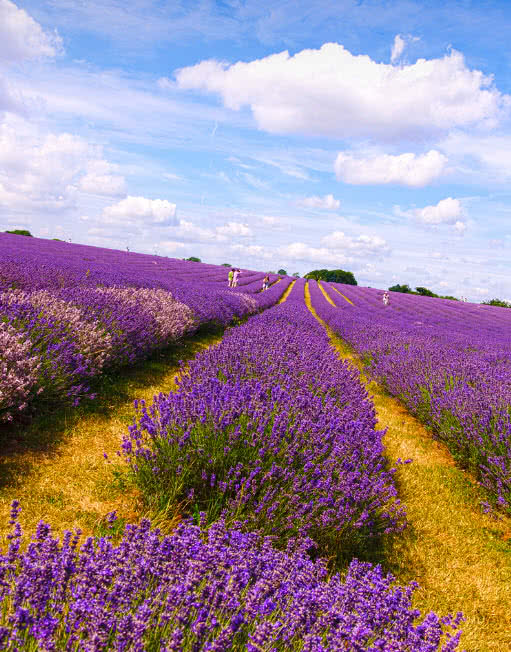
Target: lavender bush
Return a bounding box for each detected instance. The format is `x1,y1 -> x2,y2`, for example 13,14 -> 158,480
0,503 -> 462,651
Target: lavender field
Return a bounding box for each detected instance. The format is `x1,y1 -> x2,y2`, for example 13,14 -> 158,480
0,236 -> 472,649
310,280 -> 511,513
0,233 -> 291,422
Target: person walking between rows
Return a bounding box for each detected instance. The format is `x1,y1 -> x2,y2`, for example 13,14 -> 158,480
228,268 -> 234,287
262,275 -> 269,291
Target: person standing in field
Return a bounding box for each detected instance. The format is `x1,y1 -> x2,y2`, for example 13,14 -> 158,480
383,290 -> 390,306
262,275 -> 269,291
232,268 -> 240,287
228,268 -> 234,287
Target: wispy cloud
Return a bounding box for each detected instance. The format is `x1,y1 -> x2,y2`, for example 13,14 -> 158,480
298,194 -> 340,210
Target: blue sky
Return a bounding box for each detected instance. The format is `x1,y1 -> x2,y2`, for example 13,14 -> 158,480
2,1 -> 511,299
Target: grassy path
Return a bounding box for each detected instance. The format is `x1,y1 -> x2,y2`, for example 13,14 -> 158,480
305,282 -> 511,651
0,328 -> 223,541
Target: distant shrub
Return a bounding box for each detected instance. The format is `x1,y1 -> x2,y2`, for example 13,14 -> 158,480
5,229 -> 33,237
482,298 -> 511,308
305,268 -> 357,284
388,283 -> 413,293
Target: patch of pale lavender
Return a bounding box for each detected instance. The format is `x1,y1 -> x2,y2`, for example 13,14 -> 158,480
0,323 -> 40,422
95,287 -> 195,342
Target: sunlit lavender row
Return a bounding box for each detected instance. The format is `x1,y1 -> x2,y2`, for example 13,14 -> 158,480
0,233 -> 290,422
122,279 -> 405,560
0,502 -> 462,651
309,280 -> 511,512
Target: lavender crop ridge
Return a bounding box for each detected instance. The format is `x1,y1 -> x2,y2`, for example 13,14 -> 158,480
310,279 -> 511,512
0,503 -> 463,651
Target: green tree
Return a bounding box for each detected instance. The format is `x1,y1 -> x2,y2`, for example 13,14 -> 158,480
221,263 -> 231,267
304,269 -> 357,285
482,298 -> 511,308
277,268 -> 288,276
304,269 -> 328,281
185,256 -> 201,262
415,286 -> 438,298
5,229 -> 33,237
292,272 -> 300,277
388,283 -> 413,293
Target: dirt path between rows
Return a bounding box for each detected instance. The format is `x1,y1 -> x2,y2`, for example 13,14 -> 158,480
305,281 -> 511,652
0,329 -> 224,541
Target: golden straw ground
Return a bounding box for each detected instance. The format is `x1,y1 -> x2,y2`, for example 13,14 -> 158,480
305,281 -> 511,652
0,329 -> 223,541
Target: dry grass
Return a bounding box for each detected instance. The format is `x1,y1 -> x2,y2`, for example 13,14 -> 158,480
0,329 -> 223,541
326,282 -> 354,305
305,281 -> 511,651
277,278 -> 296,303
317,281 -> 336,306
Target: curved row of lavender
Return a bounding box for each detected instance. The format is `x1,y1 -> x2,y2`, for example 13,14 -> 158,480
122,280 -> 406,560
0,502 -> 462,651
309,279 -> 511,512
0,280 -> 462,649
0,233 -> 291,422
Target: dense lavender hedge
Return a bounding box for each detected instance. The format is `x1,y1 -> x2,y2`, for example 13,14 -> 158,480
122,280 -> 405,561
0,503 -> 462,651
0,235 -> 289,422
310,279 -> 511,512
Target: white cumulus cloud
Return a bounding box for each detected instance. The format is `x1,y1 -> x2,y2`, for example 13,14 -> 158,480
395,197 -> 467,233
278,242 -> 350,265
0,0 -> 62,62
216,221 -> 253,237
176,44 -> 509,141
334,150 -> 447,187
0,116 -> 126,214
412,197 -> 464,225
78,160 -> 126,197
103,196 -> 177,225
298,194 -> 340,210
172,219 -> 224,243
322,232 -> 389,256
231,243 -> 270,258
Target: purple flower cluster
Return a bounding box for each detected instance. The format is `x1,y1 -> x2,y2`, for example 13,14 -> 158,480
0,503 -> 462,650
122,279 -> 405,560
0,234 -> 289,420
310,279 -> 511,511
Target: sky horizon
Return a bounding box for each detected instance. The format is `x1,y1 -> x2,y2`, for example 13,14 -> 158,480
1,1 -> 511,299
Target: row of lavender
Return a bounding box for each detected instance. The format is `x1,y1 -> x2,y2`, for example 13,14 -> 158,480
0,234 -> 291,422
0,232 -> 274,292
1,280 -> 462,650
310,280 -> 511,512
